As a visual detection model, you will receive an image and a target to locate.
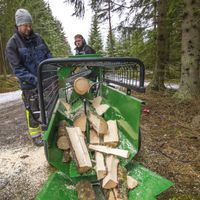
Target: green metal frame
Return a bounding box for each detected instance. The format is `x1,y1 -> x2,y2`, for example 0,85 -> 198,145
36,55 -> 173,200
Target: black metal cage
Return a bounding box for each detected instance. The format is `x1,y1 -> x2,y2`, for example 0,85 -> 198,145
37,57 -> 145,129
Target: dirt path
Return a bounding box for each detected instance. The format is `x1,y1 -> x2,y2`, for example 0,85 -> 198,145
0,92 -> 199,200
0,100 -> 53,200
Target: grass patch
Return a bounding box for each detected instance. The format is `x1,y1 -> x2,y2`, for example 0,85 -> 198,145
0,76 -> 20,93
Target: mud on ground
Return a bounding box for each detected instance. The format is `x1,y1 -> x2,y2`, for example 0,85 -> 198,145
0,91 -> 199,200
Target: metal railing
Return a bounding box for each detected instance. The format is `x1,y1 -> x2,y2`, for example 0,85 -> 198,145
37,57 -> 145,129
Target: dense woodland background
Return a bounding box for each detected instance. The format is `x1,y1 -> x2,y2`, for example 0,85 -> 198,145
0,0 -> 199,100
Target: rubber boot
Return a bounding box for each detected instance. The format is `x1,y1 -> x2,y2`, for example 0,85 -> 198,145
26,110 -> 44,146
32,134 -> 44,146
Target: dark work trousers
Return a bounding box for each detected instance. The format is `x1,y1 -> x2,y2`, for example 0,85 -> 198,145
22,89 -> 41,138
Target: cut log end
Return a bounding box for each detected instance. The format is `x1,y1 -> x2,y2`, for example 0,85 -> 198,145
78,166 -> 92,174
57,135 -> 70,150
74,77 -> 90,95
102,178 -> 118,189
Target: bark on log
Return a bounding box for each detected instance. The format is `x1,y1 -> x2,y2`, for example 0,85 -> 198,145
95,152 -> 107,180
104,120 -> 119,147
59,120 -> 68,127
117,166 -> 128,200
74,114 -> 87,132
88,113 -> 108,135
58,120 -> 68,137
76,180 -> 96,200
102,155 -> 119,189
88,144 -> 129,159
66,127 -> 92,173
62,150 -> 71,163
107,189 -> 123,200
57,135 -> 70,150
58,127 -> 67,137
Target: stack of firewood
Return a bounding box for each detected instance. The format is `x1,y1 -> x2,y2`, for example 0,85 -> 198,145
56,77 -> 138,199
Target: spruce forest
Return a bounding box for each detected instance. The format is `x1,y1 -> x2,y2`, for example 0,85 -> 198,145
0,0 -> 199,99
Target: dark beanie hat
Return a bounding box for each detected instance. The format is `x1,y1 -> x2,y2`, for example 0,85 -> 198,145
15,9 -> 32,26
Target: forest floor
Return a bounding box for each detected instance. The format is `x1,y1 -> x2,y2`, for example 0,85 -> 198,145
134,90 -> 200,200
0,80 -> 199,199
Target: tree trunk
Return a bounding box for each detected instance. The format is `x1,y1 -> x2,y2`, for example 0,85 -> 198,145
108,0 -> 113,56
0,34 -> 7,79
176,0 -> 200,99
149,0 -> 168,91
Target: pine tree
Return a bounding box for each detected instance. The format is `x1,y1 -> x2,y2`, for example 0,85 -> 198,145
0,0 -> 72,76
106,30 -> 117,56
88,13 -> 103,55
149,0 -> 168,91
175,0 -> 200,99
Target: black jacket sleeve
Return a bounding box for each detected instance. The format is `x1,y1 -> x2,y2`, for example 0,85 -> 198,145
84,45 -> 96,54
6,38 -> 37,86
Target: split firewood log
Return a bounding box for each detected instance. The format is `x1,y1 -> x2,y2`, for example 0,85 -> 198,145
88,144 -> 129,159
74,77 -> 90,95
95,104 -> 110,116
107,189 -> 123,200
74,114 -> 87,132
102,155 -> 119,189
88,113 -> 108,135
90,129 -> 100,144
104,120 -> 119,147
66,127 -> 92,173
92,96 -> 102,108
95,152 -> 107,180
60,98 -> 71,111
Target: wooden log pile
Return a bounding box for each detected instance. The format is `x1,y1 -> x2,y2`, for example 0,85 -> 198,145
56,77 -> 138,198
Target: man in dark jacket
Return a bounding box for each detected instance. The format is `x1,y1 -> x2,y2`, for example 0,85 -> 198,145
74,34 -> 96,55
6,8 -> 52,146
